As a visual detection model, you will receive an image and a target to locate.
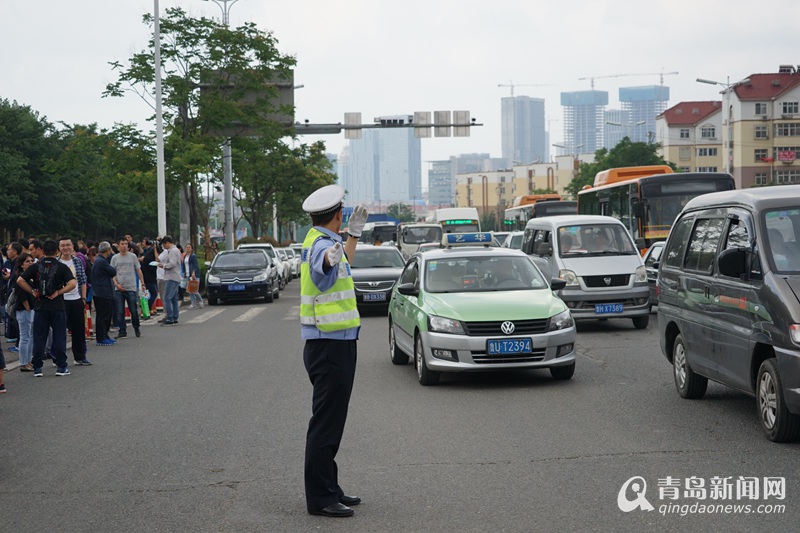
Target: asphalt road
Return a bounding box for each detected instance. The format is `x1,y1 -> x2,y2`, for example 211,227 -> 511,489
1,284 -> 797,532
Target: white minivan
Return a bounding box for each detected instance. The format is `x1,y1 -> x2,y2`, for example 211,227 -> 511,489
521,215 -> 651,329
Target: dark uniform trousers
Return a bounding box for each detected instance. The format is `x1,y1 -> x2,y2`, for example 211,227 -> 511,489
303,338 -> 357,512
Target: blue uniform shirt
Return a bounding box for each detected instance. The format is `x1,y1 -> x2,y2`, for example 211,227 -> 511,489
301,227 -> 360,341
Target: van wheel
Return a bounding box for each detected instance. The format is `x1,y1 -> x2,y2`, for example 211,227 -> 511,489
672,334 -> 707,399
415,333 -> 439,386
550,362 -> 575,380
757,359 -> 800,442
388,320 -> 409,365
632,315 -> 649,329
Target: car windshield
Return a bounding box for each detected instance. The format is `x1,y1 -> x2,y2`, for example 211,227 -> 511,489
557,224 -> 637,256
424,255 -> 548,293
350,248 -> 405,268
215,251 -> 267,269
241,245 -> 275,258
507,233 -> 523,249
284,249 -> 295,258
645,243 -> 664,267
765,208 -> 800,274
403,226 -> 443,244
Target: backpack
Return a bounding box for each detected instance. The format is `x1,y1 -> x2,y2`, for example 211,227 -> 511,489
38,259 -> 60,297
4,288 -> 17,315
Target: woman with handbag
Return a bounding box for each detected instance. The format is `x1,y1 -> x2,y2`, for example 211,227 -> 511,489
13,253 -> 36,372
183,244 -> 203,309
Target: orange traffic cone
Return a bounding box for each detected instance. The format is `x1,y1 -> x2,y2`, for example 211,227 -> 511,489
124,305 -> 132,323
155,296 -> 164,313
85,303 -> 94,339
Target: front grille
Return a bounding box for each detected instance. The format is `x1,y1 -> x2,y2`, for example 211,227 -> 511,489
354,281 -> 395,291
462,319 -> 549,336
471,349 -> 547,364
220,277 -> 254,283
582,274 -> 630,288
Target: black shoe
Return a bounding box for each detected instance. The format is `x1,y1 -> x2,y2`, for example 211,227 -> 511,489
340,495 -> 361,506
158,318 -> 166,323
135,329 -> 141,338
116,332 -> 127,339
309,503 -> 353,517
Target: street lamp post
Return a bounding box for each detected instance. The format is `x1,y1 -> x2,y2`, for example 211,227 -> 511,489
696,76 -> 750,176
606,120 -> 646,142
154,0 -> 167,236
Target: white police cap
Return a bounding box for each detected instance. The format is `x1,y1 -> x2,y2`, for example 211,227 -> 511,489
302,184 -> 345,216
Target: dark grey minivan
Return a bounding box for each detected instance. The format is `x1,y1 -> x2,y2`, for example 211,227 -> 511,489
658,185 -> 800,442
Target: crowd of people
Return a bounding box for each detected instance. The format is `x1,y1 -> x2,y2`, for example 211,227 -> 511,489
0,234 -> 209,393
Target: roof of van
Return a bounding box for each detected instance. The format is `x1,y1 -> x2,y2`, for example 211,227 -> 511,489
524,214 -> 625,228
683,185 -> 800,212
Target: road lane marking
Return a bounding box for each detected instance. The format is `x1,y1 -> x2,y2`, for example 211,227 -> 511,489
233,307 -> 267,322
283,306 -> 300,321
185,309 -> 227,323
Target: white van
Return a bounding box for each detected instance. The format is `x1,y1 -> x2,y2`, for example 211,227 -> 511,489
521,215 -> 651,329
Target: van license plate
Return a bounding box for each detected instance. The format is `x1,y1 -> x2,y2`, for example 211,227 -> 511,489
595,303 -> 623,314
228,284 -> 246,291
363,293 -> 387,302
487,338 -> 532,355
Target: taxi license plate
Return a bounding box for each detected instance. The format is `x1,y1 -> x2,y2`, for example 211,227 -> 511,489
363,293 -> 387,302
487,338 -> 532,355
595,303 -> 623,314
228,284 -> 246,291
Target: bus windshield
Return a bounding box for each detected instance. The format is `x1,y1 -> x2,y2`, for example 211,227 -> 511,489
403,226 -> 443,244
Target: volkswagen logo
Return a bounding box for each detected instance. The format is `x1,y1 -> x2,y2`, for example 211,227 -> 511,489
500,321 -> 515,335
604,277 -> 612,286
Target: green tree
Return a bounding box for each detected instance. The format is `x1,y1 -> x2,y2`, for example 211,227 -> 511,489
481,211 -> 498,232
386,203 -> 415,222
104,7 -> 297,245
564,138 -> 677,198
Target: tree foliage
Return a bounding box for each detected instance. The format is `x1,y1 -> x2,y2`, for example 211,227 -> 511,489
564,138 -> 677,198
386,203 -> 415,223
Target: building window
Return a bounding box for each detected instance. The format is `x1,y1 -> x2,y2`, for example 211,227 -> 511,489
500,176 -> 506,183
782,101 -> 799,115
701,127 -> 716,139
775,123 -> 800,137
498,186 -> 506,195
775,170 -> 800,184
755,102 -> 768,115
755,149 -> 768,162
773,146 -> 800,158
680,128 -> 690,139
697,167 -> 718,172
679,147 -> 691,160
499,198 -> 506,206
697,148 -> 718,157
679,166 -> 691,172
754,173 -> 768,186
754,125 -> 769,139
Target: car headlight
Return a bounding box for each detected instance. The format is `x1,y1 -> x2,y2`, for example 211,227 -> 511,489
207,274 -> 221,284
634,265 -> 647,283
558,269 -> 579,287
549,309 -> 574,331
254,271 -> 268,282
428,315 -> 465,335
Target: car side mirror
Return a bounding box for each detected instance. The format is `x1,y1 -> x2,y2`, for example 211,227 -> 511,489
718,247 -> 749,279
205,261 -> 212,266
396,282 -> 419,296
536,242 -> 553,256
550,278 -> 567,291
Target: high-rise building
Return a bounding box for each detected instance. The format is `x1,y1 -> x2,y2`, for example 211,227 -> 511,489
604,109 -> 627,149
426,154 -> 509,207
619,85 -> 670,144
338,117 -> 422,207
501,96 -> 546,165
427,160 -> 452,207
560,90 -> 609,154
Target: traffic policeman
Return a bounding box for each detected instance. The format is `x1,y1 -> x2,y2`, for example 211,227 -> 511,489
299,184 -> 369,518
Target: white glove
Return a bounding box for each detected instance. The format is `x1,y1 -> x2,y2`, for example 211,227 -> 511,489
327,242 -> 343,267
347,205 -> 369,238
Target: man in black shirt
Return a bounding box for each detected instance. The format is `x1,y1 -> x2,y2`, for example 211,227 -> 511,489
16,240 -> 77,377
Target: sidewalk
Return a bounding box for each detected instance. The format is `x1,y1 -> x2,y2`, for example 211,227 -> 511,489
2,300 -> 184,371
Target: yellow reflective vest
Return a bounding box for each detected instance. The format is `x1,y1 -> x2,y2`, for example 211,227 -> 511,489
300,228 -> 360,332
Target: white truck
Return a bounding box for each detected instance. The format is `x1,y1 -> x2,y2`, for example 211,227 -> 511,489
397,223 -> 443,258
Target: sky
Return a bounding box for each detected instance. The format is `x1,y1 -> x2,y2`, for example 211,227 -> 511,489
4,0 -> 799,188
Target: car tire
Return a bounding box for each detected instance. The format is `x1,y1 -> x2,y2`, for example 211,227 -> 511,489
550,362 -> 575,380
388,320 -> 409,365
265,289 -> 274,303
274,285 -> 280,299
672,333 -> 707,399
632,315 -> 649,329
208,296 -> 218,306
756,358 -> 800,442
415,332 -> 439,386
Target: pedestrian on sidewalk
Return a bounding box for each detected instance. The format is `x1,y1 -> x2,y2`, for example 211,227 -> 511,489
139,238 -> 160,316
183,243 -> 203,309
58,237 -> 90,365
93,242 -> 117,346
16,239 -> 77,377
13,253 -> 36,371
111,238 -> 143,339
158,235 -> 182,326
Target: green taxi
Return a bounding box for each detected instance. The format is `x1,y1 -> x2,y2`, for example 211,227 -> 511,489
388,232 -> 577,385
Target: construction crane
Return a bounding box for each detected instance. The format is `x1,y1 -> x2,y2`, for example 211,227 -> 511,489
578,71 -> 678,90
497,81 -> 555,97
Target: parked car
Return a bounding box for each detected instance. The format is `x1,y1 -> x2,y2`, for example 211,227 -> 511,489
350,245 -> 405,313
278,247 -> 300,279
388,232 -> 576,385
501,230 -> 525,250
642,241 -> 665,308
205,249 -> 280,305
658,185 -> 800,442
238,243 -> 287,289
521,215 -> 650,329
274,248 -> 294,285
